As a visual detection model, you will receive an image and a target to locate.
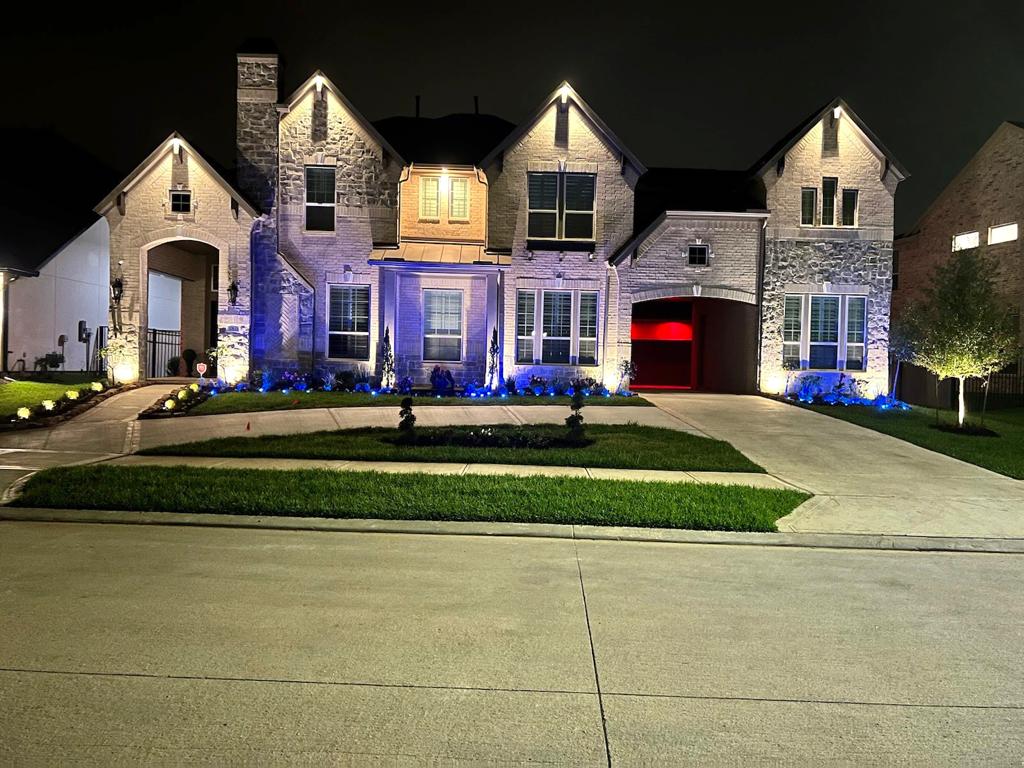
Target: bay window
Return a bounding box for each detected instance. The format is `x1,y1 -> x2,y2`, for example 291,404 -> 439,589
328,285 -> 369,360
423,289 -> 462,361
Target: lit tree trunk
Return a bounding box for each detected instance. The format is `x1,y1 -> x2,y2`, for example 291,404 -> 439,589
957,376 -> 966,428
890,357 -> 901,399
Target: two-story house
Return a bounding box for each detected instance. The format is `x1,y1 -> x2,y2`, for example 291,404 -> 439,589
67,52 -> 908,397
893,121 -> 1024,408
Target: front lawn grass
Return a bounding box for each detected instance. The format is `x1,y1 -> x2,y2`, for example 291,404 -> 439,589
188,390 -> 650,416
11,465 -> 808,532
0,378 -> 103,419
803,403 -> 1024,480
143,424 -> 763,472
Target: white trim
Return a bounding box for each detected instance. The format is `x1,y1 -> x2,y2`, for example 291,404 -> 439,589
326,283 -> 371,361
422,287 -> 464,363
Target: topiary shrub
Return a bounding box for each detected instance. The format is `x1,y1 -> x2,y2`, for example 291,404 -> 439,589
565,390 -> 586,442
398,397 -> 416,438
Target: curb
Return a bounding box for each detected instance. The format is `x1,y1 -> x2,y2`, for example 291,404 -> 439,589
1,507 -> 1022,554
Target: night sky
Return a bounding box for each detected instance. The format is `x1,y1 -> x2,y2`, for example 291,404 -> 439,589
3,1 -> 1022,235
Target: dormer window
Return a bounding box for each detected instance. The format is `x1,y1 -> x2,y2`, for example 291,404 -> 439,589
687,244 -> 709,266
527,171 -> 596,241
169,189 -> 191,214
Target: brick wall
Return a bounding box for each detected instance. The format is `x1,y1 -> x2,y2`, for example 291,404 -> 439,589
400,167 -> 487,243
485,99 -> 638,386
758,112 -> 900,396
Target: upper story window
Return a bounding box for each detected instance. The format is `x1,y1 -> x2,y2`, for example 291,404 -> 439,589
527,171 -> 596,241
952,231 -> 979,251
801,188 -> 817,226
687,244 -> 709,266
841,189 -> 859,227
988,222 -> 1018,245
821,177 -> 838,226
449,177 -> 469,221
305,166 -> 336,232
169,189 -> 191,214
419,177 -> 440,221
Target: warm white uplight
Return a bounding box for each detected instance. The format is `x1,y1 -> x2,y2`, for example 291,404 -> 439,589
833,106 -> 843,119
559,85 -> 569,104
112,363 -> 137,384
171,137 -> 181,155
314,74 -> 324,94
988,222 -> 1018,245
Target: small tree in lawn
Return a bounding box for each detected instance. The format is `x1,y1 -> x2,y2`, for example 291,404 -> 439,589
398,396 -> 416,439
901,247 -> 1019,429
486,326 -> 500,391
565,390 -> 586,442
380,326 -> 396,391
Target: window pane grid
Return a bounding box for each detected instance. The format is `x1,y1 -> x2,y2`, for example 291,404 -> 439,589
423,289 -> 462,361
516,290 -> 535,363
800,188 -> 816,226
687,245 -> 709,266
821,177 -> 838,226
809,295 -> 839,370
420,177 -> 439,219
542,291 -> 572,364
328,285 -> 369,360
170,191 -> 191,213
578,292 -> 598,365
306,166 -> 336,231
449,178 -> 469,220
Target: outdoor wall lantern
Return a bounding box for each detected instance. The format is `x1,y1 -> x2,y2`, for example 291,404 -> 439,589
227,280 -> 239,306
110,276 -> 124,305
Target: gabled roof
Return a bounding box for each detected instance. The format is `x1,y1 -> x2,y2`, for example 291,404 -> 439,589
480,81 -> 646,176
749,97 -> 909,181
95,132 -> 260,218
282,71 -> 406,165
373,113 -> 516,167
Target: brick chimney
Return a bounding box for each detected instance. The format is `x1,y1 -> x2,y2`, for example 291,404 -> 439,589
236,52 -> 279,214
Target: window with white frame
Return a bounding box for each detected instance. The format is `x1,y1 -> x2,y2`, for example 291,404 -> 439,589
687,244 -> 709,266
821,177 -> 838,226
423,289 -> 462,361
449,177 -> 469,221
952,231 -> 979,251
169,189 -> 192,214
527,171 -> 596,240
419,177 -> 440,220
841,189 -> 859,227
305,166 -> 336,231
578,292 -> 598,366
845,296 -> 866,371
783,295 -> 802,368
542,291 -> 573,363
800,188 -> 817,226
515,290 -> 536,363
328,285 -> 369,360
988,222 -> 1018,245
809,295 -> 840,369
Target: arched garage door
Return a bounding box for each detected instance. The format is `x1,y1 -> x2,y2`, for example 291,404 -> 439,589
631,297 -> 757,393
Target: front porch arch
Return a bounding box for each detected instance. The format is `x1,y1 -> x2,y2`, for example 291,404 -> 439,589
630,284 -> 756,305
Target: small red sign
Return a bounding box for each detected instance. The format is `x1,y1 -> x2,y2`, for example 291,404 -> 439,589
196,363 -> 208,376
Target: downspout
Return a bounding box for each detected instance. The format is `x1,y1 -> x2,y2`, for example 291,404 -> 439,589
754,218 -> 767,392
601,257 -> 615,388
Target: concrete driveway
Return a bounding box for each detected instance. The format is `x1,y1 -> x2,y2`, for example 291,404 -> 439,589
647,394 -> 1024,539
1,521 -> 1021,765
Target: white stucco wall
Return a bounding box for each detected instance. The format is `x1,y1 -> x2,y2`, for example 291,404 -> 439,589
7,218 -> 110,371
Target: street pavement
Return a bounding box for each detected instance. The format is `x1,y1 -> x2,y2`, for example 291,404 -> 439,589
1,521 -> 1021,765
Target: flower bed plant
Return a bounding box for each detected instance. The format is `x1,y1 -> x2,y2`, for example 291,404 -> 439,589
1,379 -> 110,427
782,372 -> 910,411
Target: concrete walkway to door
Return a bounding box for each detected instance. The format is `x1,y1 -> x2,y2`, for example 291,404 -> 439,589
646,394 -> 1024,539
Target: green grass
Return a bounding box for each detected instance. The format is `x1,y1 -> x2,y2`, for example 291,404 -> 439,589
189,390 -> 650,416
11,465 -> 808,532
0,378 -> 103,419
804,403 -> 1024,479
143,423 -> 763,472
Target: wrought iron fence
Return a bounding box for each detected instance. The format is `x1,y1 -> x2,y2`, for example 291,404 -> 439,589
964,356 -> 1024,409
90,326 -> 108,373
147,329 -> 182,378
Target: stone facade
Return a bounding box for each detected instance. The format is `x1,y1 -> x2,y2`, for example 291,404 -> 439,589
757,111 -> 902,397
98,138 -> 255,383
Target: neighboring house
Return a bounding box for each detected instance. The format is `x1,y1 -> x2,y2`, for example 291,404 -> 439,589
19,52 -> 909,395
892,121 -> 1024,407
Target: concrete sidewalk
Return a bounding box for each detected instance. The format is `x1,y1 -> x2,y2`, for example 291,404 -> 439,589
101,452 -> 795,489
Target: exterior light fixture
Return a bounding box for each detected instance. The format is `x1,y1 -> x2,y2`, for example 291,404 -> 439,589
440,167 -> 449,187
171,137 -> 183,162
110,276 -> 124,304
314,74 -> 325,99
559,84 -> 569,105
227,280 -> 239,306
833,106 -> 843,120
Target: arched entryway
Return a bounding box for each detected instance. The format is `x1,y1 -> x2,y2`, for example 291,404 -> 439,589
143,239 -> 220,377
630,291 -> 758,393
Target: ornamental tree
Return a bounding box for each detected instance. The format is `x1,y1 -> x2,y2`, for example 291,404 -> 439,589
486,327 -> 500,390
901,247 -> 1019,428
380,326 -> 396,390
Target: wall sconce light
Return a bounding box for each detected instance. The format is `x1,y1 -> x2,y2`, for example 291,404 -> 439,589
110,276 -> 124,304
833,106 -> 843,120
314,74 -> 325,99
171,137 -> 183,162
227,280 -> 239,306
559,84 -> 569,105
